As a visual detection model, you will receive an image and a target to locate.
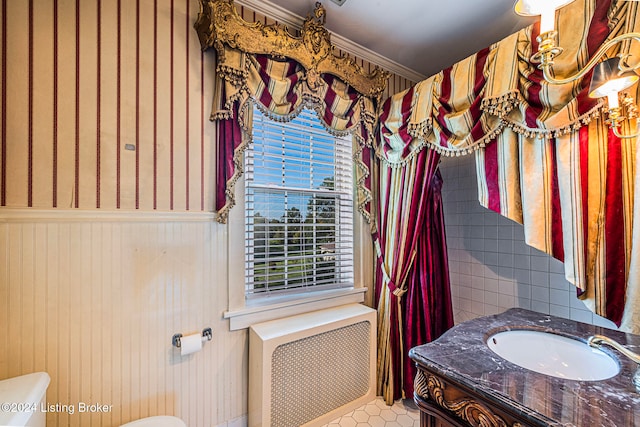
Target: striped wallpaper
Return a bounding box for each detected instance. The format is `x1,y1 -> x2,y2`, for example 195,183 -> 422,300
0,0 -> 414,212
2,0 -> 212,211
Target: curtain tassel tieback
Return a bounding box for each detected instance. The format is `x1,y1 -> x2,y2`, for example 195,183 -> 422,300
374,238 -> 416,400
392,287 -> 408,297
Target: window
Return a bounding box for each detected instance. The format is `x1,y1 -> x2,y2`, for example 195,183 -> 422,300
244,105 -> 354,298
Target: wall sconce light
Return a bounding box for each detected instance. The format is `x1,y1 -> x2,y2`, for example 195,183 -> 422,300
589,57 -> 639,137
515,0 -> 640,138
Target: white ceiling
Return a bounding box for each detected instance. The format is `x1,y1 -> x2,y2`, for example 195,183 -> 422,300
264,0 -> 536,79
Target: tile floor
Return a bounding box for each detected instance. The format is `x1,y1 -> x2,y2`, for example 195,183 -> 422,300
324,397 -> 420,427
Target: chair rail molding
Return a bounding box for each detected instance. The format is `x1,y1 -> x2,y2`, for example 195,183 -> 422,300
0,208 -> 216,223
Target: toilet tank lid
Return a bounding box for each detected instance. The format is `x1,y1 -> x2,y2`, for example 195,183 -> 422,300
0,372 -> 51,425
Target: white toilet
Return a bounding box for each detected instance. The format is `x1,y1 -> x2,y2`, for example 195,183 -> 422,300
0,372 -> 184,427
121,415 -> 187,427
0,372 -> 50,427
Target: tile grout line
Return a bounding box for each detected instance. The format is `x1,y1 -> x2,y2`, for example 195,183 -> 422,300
323,397 -> 420,427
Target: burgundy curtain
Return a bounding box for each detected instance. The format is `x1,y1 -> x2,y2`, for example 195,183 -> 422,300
403,169 -> 452,398
373,144 -> 453,403
215,104 -> 242,215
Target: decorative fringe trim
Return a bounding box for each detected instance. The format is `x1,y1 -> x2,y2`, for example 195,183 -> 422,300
407,118 -> 433,141
376,120 -> 508,167
480,90 -> 521,117
214,101 -> 255,224
502,102 -> 604,139
214,136 -> 251,224
210,87 -> 249,121
216,96 -> 376,224
352,143 -> 373,225
210,59 -> 253,122
216,64 -> 248,86
250,92 -> 376,142
377,100 -> 607,167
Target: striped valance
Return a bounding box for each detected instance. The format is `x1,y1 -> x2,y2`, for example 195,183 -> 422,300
377,0 -> 624,164
211,48 -> 378,224
377,0 -> 640,332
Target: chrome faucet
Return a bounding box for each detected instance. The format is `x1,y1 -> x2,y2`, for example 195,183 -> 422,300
588,334 -> 640,392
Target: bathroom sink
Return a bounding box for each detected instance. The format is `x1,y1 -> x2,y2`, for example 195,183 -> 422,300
487,330 -> 619,381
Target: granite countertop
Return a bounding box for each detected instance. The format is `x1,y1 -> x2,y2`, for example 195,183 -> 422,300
409,308 -> 640,427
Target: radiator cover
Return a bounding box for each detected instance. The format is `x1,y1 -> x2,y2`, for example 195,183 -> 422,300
248,304 -> 376,427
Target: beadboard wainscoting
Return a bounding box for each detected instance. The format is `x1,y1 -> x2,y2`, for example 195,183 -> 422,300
1,212 -> 248,427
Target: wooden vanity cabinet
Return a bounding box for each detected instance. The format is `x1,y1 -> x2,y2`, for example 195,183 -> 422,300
413,365 -> 531,427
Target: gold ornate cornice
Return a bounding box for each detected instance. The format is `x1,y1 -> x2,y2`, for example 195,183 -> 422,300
194,0 -> 389,101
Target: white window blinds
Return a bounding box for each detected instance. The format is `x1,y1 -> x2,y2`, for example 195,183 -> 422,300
245,105 -> 354,297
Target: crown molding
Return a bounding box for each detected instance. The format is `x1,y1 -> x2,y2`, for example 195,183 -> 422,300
195,0 -> 390,99
234,0 -> 427,83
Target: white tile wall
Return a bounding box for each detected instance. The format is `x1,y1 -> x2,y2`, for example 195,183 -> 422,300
439,155 -> 619,330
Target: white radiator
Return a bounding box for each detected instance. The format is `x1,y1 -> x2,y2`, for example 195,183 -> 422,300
248,304 -> 377,427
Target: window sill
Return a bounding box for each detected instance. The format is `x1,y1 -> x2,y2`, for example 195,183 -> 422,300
223,287 -> 367,330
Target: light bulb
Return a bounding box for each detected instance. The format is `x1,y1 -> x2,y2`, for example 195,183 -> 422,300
514,0 -> 578,33
607,91 -> 619,109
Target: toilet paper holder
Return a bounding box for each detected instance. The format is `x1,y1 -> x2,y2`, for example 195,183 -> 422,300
172,327 -> 212,348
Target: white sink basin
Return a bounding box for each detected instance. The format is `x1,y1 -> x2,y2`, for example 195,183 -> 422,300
487,330 -> 619,381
